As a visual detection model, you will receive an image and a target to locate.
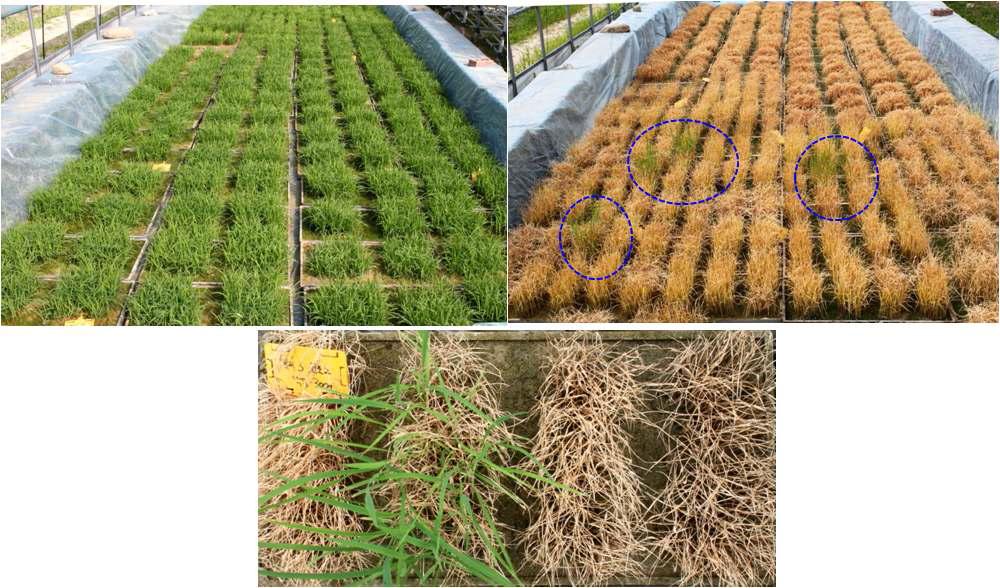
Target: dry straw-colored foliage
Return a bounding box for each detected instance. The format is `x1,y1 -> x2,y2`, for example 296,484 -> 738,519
650,332 -> 776,586
257,331 -> 370,585
521,333 -> 651,585
510,1 -> 998,322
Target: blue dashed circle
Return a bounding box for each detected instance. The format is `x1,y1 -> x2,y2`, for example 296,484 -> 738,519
626,118 -> 740,206
557,194 -> 634,281
793,134 -> 879,222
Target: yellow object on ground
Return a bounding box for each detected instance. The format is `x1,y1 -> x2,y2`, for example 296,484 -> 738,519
64,316 -> 94,326
263,344 -> 349,397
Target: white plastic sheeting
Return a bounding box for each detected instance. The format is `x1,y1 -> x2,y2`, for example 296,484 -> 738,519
381,5 -> 506,164
887,1 -> 998,134
1,5 -> 205,230
507,2 -> 698,226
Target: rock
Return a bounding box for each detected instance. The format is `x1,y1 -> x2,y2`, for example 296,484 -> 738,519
51,63 -> 72,76
466,57 -> 494,67
603,23 -> 631,34
102,27 -> 135,40
930,8 -> 954,16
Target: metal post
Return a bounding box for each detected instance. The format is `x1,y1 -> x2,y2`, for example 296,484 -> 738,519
507,39 -> 517,97
41,5 -> 45,60
117,5 -> 122,25
95,5 -> 101,40
565,5 -> 574,51
26,7 -> 41,76
589,4 -> 595,28
536,7 -> 548,71
66,5 -> 74,54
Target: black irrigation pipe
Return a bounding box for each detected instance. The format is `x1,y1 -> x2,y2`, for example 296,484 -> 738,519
288,27 -> 305,327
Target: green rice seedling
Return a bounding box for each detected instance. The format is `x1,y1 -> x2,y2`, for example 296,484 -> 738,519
128,273 -> 201,326
235,160 -> 286,195
223,222 -> 287,276
380,234 -> 439,280
164,192 -> 224,226
72,225 -> 133,270
298,141 -> 345,167
298,120 -> 342,146
57,156 -> 111,195
80,133 -> 126,161
421,162 -> 469,196
196,121 -> 240,146
244,140 -> 289,164
475,164 -> 506,210
253,104 -> 286,127
306,281 -> 389,325
28,185 -> 86,223
146,222 -> 218,275
104,105 -> 143,137
44,263 -> 121,321
302,199 -> 359,235
173,160 -> 226,195
228,191 -> 286,228
394,281 -> 472,326
366,167 -> 417,200
462,271 -> 506,322
1,220 -> 64,263
135,130 -> 173,161
218,271 -> 286,326
805,145 -> 844,183
306,237 -> 372,278
426,190 -> 484,235
114,162 -> 163,198
90,193 -> 150,228
443,231 -> 505,278
376,194 -> 427,237
187,143 -> 233,168
1,257 -> 38,321
302,161 -> 359,200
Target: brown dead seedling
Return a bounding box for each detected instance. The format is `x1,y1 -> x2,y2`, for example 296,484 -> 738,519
648,332 -> 776,586
521,333 -> 651,585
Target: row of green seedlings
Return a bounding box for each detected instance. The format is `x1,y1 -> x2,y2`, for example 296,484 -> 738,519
182,5 -> 247,46
298,7 -> 504,326
1,47 -> 224,324
129,13 -> 297,325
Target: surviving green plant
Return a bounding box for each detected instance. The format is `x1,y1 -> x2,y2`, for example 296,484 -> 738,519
258,331 -> 564,585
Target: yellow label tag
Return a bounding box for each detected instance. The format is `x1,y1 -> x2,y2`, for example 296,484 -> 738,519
674,98 -> 686,108
858,126 -> 872,142
151,162 -> 171,172
64,316 -> 94,326
263,344 -> 349,397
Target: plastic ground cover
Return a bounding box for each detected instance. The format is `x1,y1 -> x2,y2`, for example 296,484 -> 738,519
1,5 -> 206,230
381,5 -> 506,164
508,2 -> 699,226
887,1 -> 998,134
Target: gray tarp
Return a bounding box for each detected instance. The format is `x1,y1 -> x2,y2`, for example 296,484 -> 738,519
507,2 -> 698,226
1,5 -> 205,230
887,1 -> 999,134
381,5 -> 507,164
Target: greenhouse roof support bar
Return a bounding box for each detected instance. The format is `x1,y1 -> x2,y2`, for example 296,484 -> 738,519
565,5 -> 575,52
25,6 -> 41,76
66,6 -> 74,55
536,7 -> 548,71
95,5 -> 101,40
